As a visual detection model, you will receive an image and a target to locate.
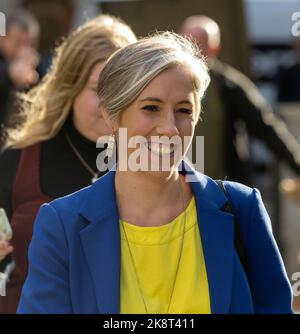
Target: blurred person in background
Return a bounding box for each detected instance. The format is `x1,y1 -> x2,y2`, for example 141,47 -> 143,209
0,14 -> 136,314
0,10 -> 40,131
277,36 -> 300,214
180,15 -> 300,186
278,37 -> 300,102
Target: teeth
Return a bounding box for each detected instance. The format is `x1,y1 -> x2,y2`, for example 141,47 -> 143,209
147,143 -> 174,155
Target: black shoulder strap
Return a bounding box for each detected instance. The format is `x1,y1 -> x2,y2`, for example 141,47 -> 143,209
216,180 -> 247,273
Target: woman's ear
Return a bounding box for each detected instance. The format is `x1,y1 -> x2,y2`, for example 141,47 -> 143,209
99,103 -> 114,132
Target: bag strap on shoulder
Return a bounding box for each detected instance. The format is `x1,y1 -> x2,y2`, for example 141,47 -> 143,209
216,180 -> 248,273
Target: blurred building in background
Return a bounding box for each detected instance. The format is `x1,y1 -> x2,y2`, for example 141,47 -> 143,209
245,1 -> 300,311
245,0 -> 300,103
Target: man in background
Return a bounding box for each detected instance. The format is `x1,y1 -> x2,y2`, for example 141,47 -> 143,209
180,15 -> 300,185
0,10 -> 40,131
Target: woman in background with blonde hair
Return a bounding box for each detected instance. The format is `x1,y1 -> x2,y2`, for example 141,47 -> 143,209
0,14 -> 136,313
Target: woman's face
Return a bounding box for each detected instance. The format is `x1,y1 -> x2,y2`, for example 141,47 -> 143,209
114,65 -> 198,177
73,61 -> 112,142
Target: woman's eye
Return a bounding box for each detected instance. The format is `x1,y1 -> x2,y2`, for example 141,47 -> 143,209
142,105 -> 159,112
178,108 -> 192,114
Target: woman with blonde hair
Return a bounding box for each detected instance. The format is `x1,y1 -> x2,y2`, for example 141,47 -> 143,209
0,14 -> 136,313
18,32 -> 292,314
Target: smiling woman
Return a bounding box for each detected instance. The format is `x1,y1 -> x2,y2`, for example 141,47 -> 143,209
116,66 -> 196,172
18,32 -> 293,314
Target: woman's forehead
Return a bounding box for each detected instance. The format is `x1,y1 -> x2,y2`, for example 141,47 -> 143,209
142,67 -> 193,88
137,66 -> 197,101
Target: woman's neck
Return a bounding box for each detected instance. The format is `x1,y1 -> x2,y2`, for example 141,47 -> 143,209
115,169 -> 192,227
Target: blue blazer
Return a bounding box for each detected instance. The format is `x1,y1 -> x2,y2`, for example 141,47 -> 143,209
17,161 -> 293,314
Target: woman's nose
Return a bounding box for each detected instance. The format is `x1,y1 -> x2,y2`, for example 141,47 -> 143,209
156,112 -> 180,137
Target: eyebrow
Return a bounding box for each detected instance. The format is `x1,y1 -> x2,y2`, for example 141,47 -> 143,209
139,97 -> 193,104
87,79 -> 98,85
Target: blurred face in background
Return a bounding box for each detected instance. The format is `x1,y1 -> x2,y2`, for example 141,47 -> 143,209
73,61 -> 112,142
1,23 -> 36,61
181,25 -> 210,58
179,16 -> 221,64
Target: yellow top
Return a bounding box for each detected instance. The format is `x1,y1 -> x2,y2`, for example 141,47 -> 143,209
119,196 -> 211,314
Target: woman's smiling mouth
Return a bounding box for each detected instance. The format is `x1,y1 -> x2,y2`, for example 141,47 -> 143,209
147,142 -> 175,156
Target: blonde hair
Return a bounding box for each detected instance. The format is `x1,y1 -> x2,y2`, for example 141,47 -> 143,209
97,31 -> 210,123
4,14 -> 136,149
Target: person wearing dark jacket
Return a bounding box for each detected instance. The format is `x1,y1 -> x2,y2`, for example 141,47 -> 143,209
180,15 -> 300,185
0,11 -> 40,129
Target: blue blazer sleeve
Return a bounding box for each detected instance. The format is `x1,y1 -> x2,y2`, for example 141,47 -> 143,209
243,188 -> 293,313
17,203 -> 72,314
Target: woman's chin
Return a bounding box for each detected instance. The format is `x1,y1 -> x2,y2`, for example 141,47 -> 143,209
138,158 -> 180,178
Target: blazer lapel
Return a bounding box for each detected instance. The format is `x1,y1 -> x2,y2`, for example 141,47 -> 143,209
182,161 -> 235,314
195,198 -> 235,314
79,169 -> 121,314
